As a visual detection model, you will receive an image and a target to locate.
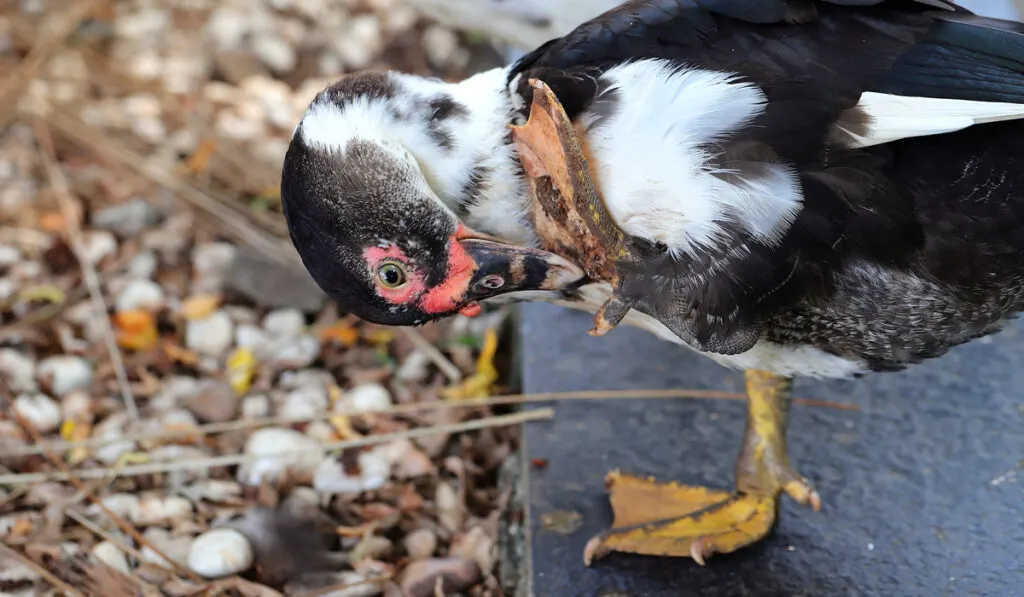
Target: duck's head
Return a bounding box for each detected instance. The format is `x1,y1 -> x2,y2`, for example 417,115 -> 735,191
280,70 -> 585,326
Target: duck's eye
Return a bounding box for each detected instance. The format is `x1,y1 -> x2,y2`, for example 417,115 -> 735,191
376,262 -> 407,288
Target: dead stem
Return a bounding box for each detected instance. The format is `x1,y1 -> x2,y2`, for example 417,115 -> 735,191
0,542 -> 88,597
31,118 -> 140,423
5,388 -> 856,458
37,107 -> 296,266
0,408 -> 555,485
0,384 -> 202,582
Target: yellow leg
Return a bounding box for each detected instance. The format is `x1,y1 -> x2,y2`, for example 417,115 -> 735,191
584,370 -> 820,566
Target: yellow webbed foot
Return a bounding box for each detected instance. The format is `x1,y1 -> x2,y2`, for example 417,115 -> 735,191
584,370 -> 821,566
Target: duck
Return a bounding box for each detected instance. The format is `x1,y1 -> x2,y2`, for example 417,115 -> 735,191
279,0 -> 1024,566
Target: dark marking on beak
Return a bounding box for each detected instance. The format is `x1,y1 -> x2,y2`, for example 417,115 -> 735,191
459,239 -> 586,301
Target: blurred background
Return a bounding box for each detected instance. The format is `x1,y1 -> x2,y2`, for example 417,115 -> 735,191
0,1 -> 1020,596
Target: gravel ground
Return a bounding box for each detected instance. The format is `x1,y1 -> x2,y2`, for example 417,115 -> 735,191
0,2 -> 530,595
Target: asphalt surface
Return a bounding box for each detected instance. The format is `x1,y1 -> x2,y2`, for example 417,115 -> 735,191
519,303 -> 1024,597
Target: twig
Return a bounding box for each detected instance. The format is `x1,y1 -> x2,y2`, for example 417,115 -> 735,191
0,385 -> 202,582
31,117 -> 140,423
4,388 -> 857,458
400,327 -> 463,382
0,0 -> 100,130
0,542 -> 87,597
0,409 -> 554,485
37,107 -> 295,265
293,575 -> 393,597
65,509 -> 148,565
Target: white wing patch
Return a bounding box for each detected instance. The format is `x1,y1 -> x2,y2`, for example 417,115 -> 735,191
579,59 -> 804,258
840,91 -> 1024,148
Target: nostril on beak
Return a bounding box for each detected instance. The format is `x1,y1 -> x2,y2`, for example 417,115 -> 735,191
475,274 -> 506,291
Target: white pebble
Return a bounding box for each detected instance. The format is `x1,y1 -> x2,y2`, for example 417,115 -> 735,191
0,244 -> 21,267
37,355 -> 93,396
340,383 -> 392,414
241,394 -> 270,419
13,393 -> 61,433
140,527 -> 192,568
115,278 -> 165,312
90,493 -> 141,521
133,495 -> 193,526
186,311 -> 234,357
0,348 -> 37,392
237,427 -> 324,486
61,390 -> 92,422
91,541 -> 130,574
422,25 -> 458,67
269,335 -> 320,368
93,412 -> 137,464
192,242 -> 236,286
404,528 -> 438,560
251,34 -> 296,73
235,324 -> 269,351
333,14 -> 382,70
188,528 -> 254,578
81,230 -> 117,265
281,386 -> 328,420
262,308 -> 306,336
128,251 -> 158,278
313,445 -> 390,494
395,349 -> 430,383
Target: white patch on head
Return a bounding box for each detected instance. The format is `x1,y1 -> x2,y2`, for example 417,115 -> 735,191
295,68 -> 535,247
837,91 -> 1024,148
539,283 -> 867,379
579,59 -> 804,257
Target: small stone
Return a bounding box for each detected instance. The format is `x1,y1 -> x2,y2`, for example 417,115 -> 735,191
192,242 -> 236,291
81,230 -> 118,265
450,526 -> 495,573
392,441 -> 435,479
268,335 -> 321,368
241,394 -> 270,419
183,380 -> 238,423
403,528 -> 437,560
340,383 -> 392,414
181,479 -> 243,504
115,278 -> 165,312
91,198 -> 163,237
262,309 -> 306,336
13,393 -> 61,433
128,251 -> 158,279
237,427 -> 324,486
90,493 -> 141,521
188,528 -> 254,578
361,536 -> 393,560
93,412 -> 136,464
186,311 -> 234,357
150,376 -> 201,411
133,495 -> 193,526
251,34 -> 296,73
281,385 -> 329,420
36,355 -> 93,396
284,572 -> 381,597
0,244 -> 21,268
142,213 -> 193,262
223,247 -> 325,312
395,349 -> 430,383
333,14 -> 382,70
0,348 -> 37,392
92,540 -> 130,574
422,25 -> 458,67
61,390 -> 92,422
214,50 -> 270,85
140,527 -> 192,568
435,482 -> 463,533
312,446 -> 390,494
398,558 -> 482,597
235,323 -> 269,351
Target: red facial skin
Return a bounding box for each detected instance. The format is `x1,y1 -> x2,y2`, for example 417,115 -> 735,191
363,224 -> 482,318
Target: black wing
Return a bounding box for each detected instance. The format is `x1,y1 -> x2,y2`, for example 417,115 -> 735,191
506,0 -> 1024,355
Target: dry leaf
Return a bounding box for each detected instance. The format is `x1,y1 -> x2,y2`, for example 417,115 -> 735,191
114,310 -> 159,350
227,347 -> 257,395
